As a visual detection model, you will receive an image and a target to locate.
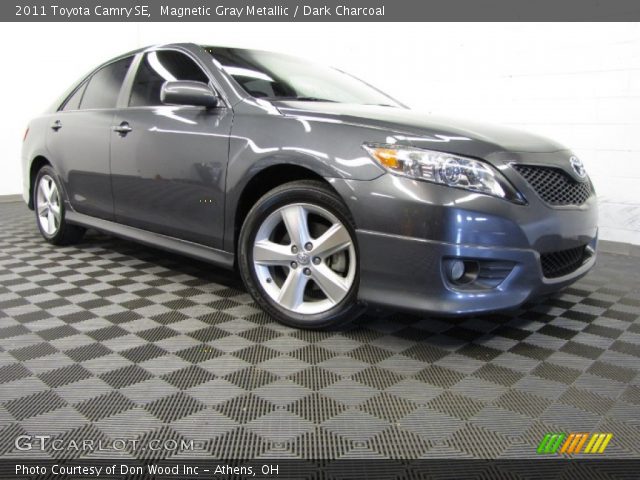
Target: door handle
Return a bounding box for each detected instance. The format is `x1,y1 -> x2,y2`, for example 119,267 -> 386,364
113,121 -> 132,135
50,120 -> 62,131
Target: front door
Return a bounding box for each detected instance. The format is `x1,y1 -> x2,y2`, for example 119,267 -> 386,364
109,50 -> 232,248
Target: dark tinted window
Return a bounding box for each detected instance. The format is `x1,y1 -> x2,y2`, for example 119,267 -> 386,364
204,46 -> 401,107
129,51 -> 209,107
62,82 -> 87,111
80,57 -> 132,110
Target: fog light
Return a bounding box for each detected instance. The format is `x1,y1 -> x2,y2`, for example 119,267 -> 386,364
444,259 -> 480,286
449,260 -> 465,281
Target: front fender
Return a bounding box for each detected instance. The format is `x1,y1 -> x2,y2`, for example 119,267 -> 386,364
224,108 -> 399,251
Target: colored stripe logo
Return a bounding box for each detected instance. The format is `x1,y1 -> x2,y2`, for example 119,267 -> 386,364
537,433 -> 566,454
560,433 -> 589,454
583,433 -> 613,454
537,433 -> 612,455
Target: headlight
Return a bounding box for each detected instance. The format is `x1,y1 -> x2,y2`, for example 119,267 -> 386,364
363,143 -> 524,203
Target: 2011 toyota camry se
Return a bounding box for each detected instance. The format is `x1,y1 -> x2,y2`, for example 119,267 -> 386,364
21,43 -> 598,328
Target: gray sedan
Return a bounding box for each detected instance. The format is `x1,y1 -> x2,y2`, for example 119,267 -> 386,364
21,43 -> 598,328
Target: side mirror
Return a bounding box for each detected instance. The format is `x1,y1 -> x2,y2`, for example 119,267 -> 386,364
160,81 -> 219,108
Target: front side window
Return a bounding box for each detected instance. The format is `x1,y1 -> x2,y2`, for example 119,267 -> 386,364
80,57 -> 133,110
129,51 -> 210,107
205,46 -> 401,107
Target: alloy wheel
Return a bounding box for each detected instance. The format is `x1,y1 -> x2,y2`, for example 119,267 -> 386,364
252,203 -> 356,315
36,174 -> 62,237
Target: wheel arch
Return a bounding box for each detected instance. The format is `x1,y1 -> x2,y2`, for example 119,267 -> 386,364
28,156 -> 52,210
229,163 -> 347,255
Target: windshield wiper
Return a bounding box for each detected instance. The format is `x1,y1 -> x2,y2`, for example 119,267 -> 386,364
267,96 -> 338,102
364,103 -> 400,108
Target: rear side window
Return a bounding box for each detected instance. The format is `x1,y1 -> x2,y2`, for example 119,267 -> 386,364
62,82 -> 87,111
80,57 -> 133,110
129,51 -> 209,107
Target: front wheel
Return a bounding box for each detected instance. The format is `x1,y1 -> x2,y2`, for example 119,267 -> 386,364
238,180 -> 362,329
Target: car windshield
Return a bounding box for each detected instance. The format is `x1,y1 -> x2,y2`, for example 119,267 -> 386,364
204,46 -> 402,107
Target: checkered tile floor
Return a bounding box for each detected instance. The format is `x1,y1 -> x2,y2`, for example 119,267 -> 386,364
0,202 -> 639,459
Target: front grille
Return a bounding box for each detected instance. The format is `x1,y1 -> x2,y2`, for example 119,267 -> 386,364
540,245 -> 587,278
512,164 -> 592,206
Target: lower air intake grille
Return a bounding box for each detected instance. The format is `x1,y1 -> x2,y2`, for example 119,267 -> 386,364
540,245 -> 587,278
512,164 -> 592,206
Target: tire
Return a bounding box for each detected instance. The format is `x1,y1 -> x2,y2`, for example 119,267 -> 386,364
33,165 -> 85,245
238,180 -> 363,329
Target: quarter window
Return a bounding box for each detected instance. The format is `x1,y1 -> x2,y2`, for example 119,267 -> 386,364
80,57 -> 133,110
129,51 -> 210,107
62,82 -> 87,111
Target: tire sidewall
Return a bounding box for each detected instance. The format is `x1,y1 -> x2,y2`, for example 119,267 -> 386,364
34,166 -> 68,244
33,166 -> 65,243
238,182 -> 361,329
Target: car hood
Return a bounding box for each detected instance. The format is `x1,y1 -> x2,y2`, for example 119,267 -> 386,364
273,101 -> 567,158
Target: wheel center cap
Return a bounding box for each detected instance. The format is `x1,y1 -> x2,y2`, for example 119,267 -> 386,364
296,252 -> 310,265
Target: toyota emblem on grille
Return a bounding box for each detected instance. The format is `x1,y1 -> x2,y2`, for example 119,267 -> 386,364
570,156 -> 587,178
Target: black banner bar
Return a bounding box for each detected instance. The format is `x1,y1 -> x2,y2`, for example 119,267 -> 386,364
3,459 -> 640,479
5,0 -> 640,22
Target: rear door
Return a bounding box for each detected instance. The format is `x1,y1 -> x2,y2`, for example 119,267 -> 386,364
109,49 -> 232,248
46,57 -> 133,220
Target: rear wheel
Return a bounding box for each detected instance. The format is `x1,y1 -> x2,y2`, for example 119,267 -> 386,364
34,166 -> 85,245
238,180 -> 362,329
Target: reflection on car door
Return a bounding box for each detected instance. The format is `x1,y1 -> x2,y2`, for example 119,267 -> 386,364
46,57 -> 133,220
110,50 -> 232,248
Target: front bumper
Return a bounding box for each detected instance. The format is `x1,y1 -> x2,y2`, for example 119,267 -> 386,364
330,169 -> 598,315
356,229 -> 596,314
